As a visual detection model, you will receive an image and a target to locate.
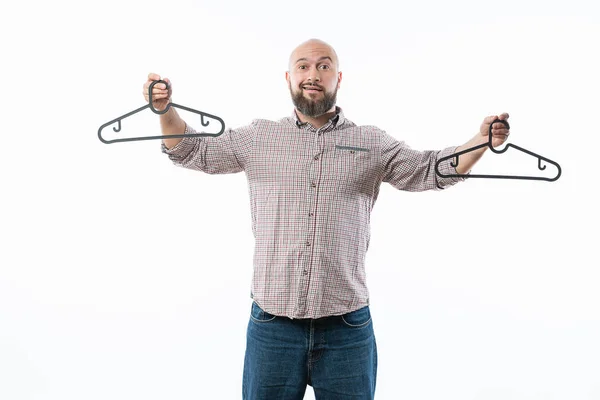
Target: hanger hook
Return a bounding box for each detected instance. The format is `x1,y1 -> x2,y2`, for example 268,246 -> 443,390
538,157 -> 547,170
488,118 -> 511,154
450,155 -> 459,168
112,119 -> 121,132
148,79 -> 171,115
200,115 -> 210,127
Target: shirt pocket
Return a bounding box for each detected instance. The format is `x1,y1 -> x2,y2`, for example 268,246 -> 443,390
329,144 -> 377,192
334,144 -> 371,155
333,144 -> 373,167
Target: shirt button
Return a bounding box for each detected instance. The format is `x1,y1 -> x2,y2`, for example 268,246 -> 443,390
311,182 -> 316,188
305,241 -> 311,246
314,155 -> 319,160
308,212 -> 314,217
303,269 -> 308,275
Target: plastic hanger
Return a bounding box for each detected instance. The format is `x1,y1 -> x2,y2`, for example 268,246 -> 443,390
435,119 -> 561,181
98,80 -> 225,144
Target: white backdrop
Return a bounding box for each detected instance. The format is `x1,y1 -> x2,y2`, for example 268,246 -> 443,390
1,0 -> 599,399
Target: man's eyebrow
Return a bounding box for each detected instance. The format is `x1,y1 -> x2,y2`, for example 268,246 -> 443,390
294,56 -> 334,64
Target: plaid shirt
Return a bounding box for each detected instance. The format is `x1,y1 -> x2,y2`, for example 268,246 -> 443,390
162,107 -> 464,319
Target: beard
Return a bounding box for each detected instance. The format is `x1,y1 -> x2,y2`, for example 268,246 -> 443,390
289,82 -> 337,118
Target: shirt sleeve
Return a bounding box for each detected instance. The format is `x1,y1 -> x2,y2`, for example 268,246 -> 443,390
161,120 -> 257,174
379,130 -> 466,191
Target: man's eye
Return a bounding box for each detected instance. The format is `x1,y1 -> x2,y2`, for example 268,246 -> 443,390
298,65 -> 307,70
319,65 -> 330,70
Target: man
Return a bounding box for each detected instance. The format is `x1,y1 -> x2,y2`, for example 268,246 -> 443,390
143,38 -> 509,399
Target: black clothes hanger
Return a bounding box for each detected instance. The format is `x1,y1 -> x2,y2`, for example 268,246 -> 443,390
98,80 -> 225,144
435,119 -> 561,181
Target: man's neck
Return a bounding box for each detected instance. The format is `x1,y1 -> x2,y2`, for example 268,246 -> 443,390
295,107 -> 337,129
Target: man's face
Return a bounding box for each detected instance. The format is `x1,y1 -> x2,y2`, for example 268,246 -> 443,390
286,42 -> 342,118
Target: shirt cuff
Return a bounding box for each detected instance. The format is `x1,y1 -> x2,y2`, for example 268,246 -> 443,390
160,123 -> 199,162
435,146 -> 468,189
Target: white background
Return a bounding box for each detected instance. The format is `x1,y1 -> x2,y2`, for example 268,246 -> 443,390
1,0 -> 599,399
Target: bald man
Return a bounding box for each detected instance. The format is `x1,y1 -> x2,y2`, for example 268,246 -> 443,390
145,38 -> 510,399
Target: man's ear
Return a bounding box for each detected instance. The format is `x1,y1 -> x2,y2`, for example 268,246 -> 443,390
337,71 -> 343,89
285,71 -> 290,83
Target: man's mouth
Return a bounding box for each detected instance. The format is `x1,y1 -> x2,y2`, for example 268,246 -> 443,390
302,85 -> 323,92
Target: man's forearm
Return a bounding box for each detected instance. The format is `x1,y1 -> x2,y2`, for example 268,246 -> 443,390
161,107 -> 187,149
453,132 -> 488,174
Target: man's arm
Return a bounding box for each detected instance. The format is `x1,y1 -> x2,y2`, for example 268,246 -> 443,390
143,73 -> 257,174
454,113 -> 510,174
379,112 -> 510,191
380,132 -> 463,191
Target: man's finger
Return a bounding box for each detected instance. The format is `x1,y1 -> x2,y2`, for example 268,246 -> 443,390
492,130 -> 509,136
498,112 -> 509,120
492,129 -> 509,136
492,122 -> 509,129
143,81 -> 164,91
148,72 -> 161,80
484,115 -> 499,124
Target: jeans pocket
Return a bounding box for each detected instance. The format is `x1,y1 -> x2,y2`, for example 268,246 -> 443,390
341,306 -> 372,328
250,301 -> 277,323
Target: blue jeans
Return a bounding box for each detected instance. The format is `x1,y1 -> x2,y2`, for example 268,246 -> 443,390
243,301 -> 377,399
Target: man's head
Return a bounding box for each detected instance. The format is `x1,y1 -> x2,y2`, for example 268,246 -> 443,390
286,38 -> 342,118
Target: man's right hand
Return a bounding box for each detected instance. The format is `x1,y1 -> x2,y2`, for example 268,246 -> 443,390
143,73 -> 172,112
